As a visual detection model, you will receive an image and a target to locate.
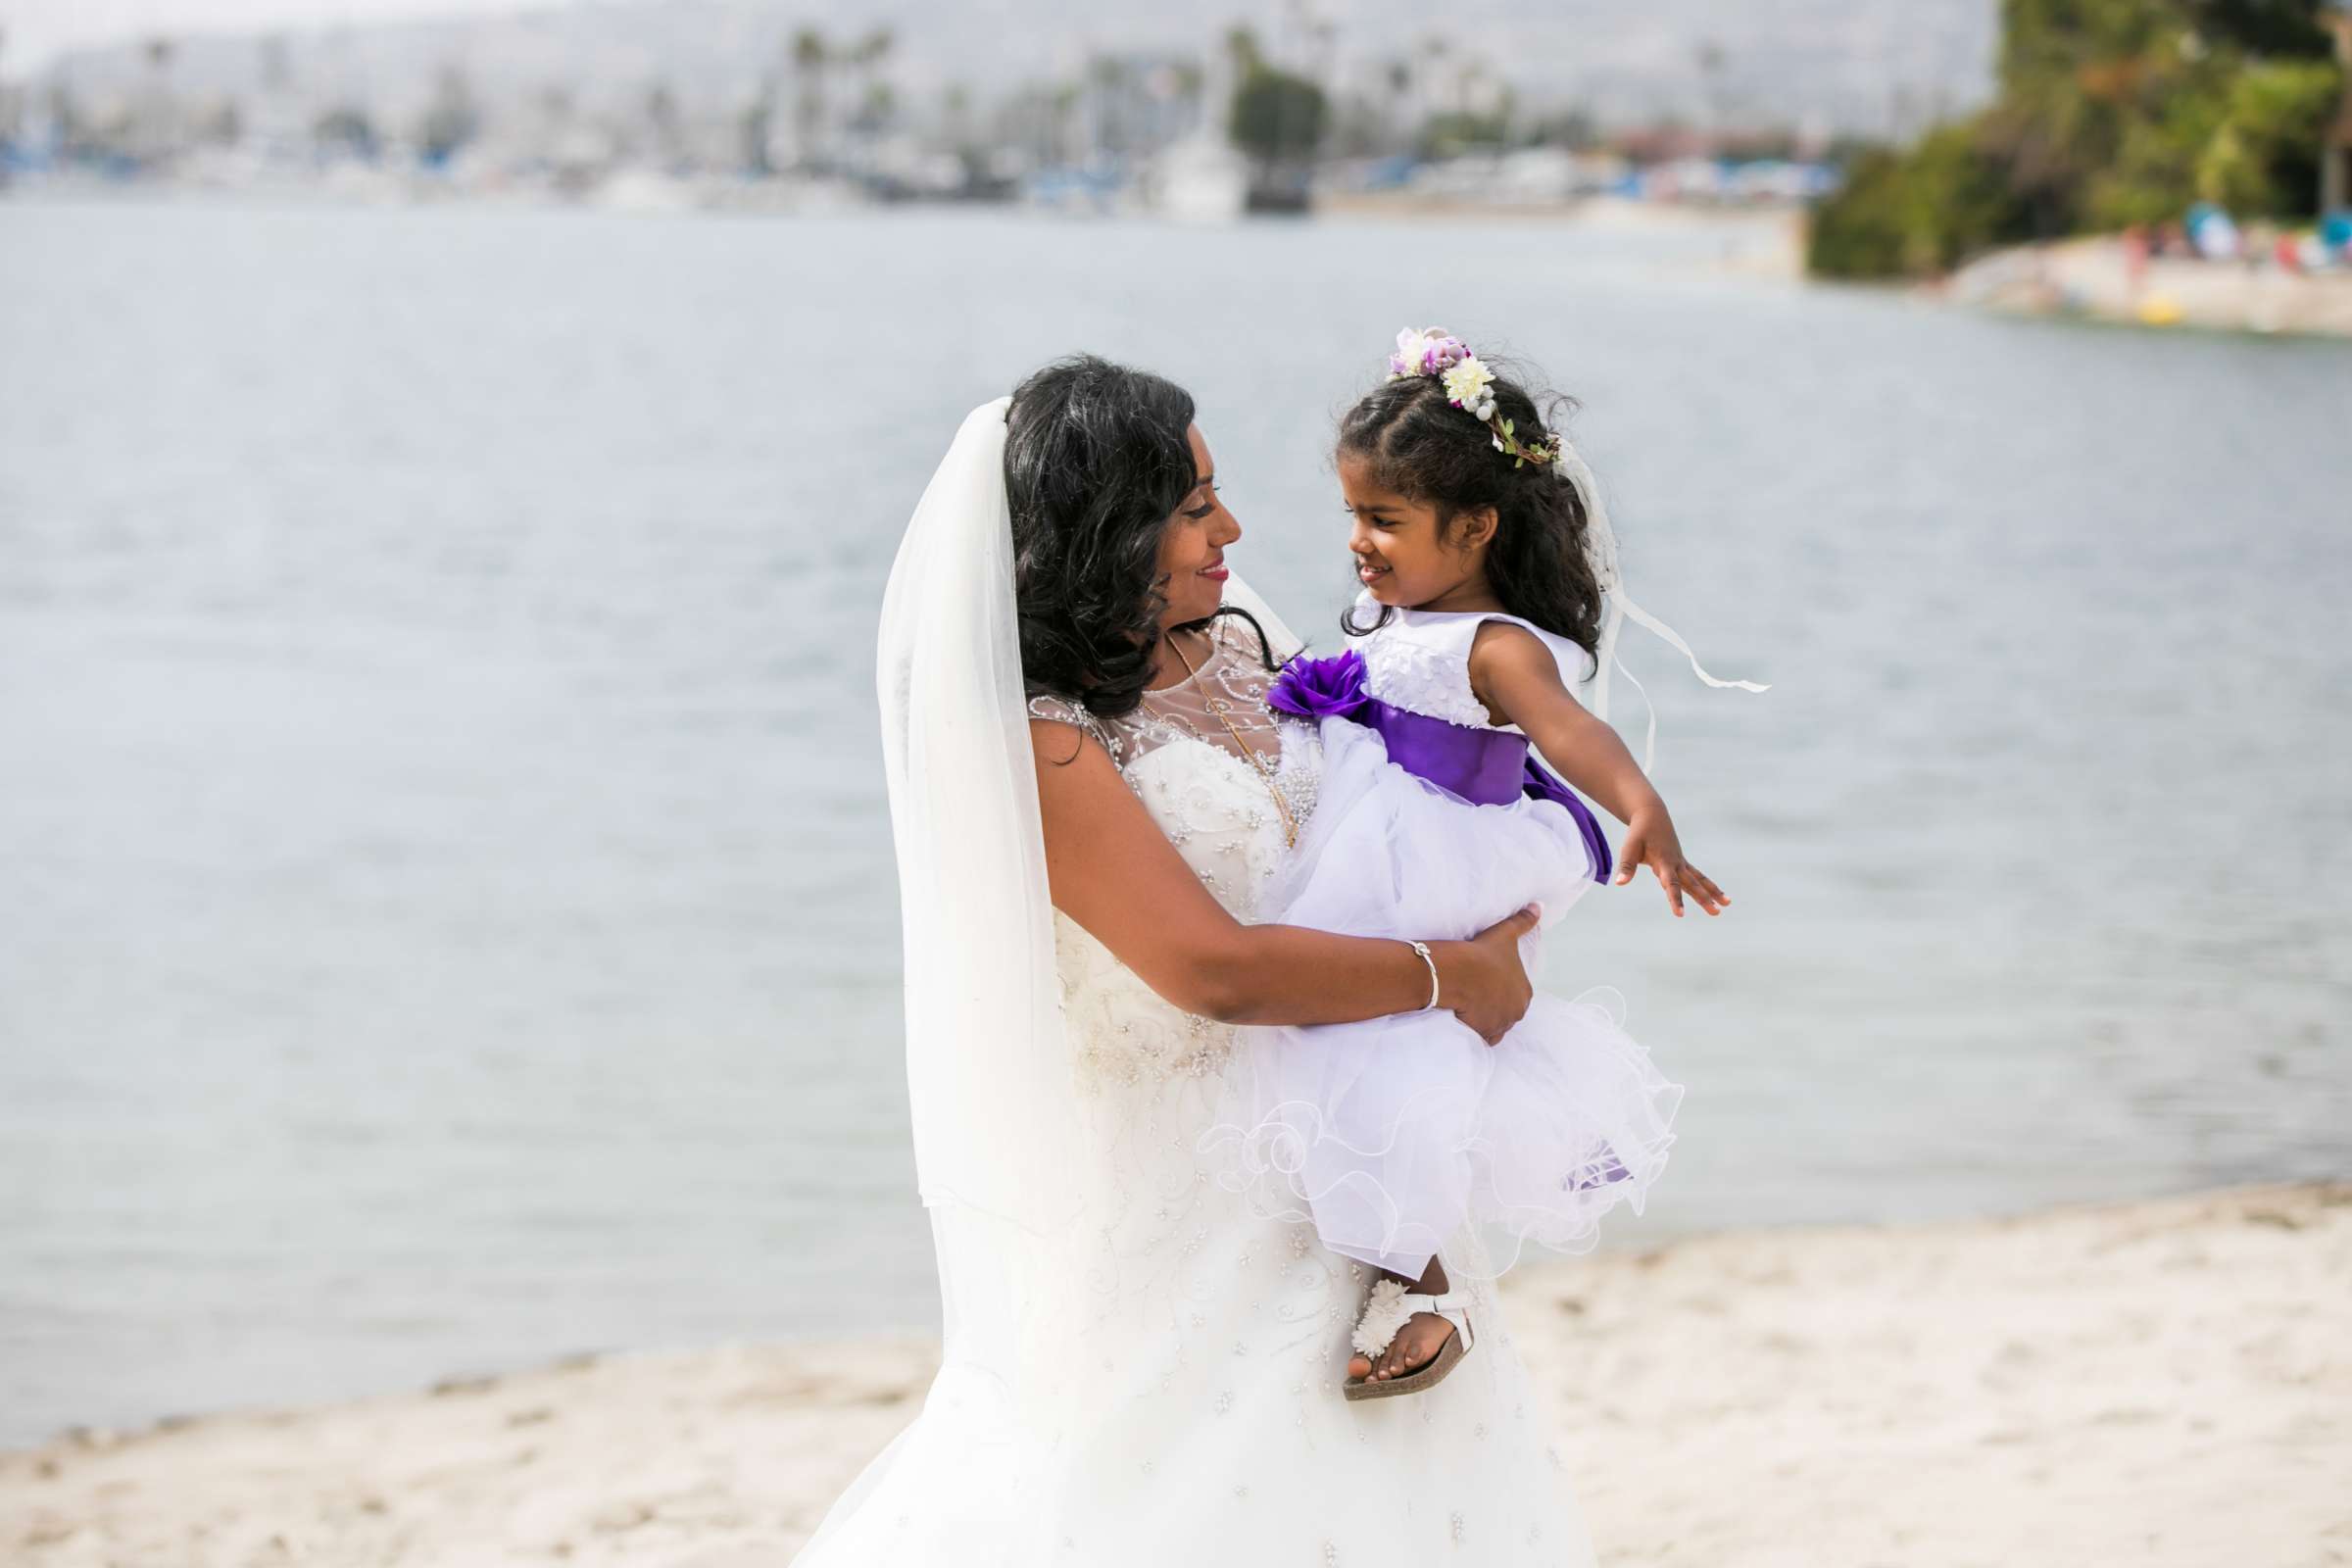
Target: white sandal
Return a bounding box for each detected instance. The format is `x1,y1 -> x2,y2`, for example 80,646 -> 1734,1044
1343,1275 -> 1474,1401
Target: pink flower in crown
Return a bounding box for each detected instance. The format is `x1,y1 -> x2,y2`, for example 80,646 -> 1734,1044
1387,326 -> 1469,381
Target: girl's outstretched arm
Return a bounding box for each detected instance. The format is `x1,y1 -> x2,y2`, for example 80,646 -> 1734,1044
1468,622 -> 1729,919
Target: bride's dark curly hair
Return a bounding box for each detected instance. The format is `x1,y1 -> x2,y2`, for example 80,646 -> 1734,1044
1337,364 -> 1604,679
1004,354 -> 1274,720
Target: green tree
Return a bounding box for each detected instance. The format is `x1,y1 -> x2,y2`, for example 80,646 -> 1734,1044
1806,0 -> 2344,278
2198,58 -> 2341,209
849,25 -> 895,136
417,63 -> 477,164
1415,109 -> 1509,159
792,27 -> 828,169
1808,124 -> 2024,277
1228,64 -> 1327,167
2185,0 -> 2335,57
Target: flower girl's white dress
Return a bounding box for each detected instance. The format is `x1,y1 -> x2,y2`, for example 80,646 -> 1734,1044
795,613 -> 1601,1565
1205,596 -> 1684,1283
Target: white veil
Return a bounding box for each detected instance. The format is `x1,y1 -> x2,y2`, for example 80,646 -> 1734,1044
876,398 -> 1307,1241
841,397 -> 1083,1557
876,395 -> 1081,1239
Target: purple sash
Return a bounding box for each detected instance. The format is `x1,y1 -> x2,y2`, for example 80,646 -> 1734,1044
1268,650 -> 1612,885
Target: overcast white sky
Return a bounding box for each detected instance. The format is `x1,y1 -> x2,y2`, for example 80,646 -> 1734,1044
0,0 -> 577,70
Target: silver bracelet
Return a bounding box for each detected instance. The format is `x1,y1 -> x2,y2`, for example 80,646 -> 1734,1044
1406,940 -> 1441,1011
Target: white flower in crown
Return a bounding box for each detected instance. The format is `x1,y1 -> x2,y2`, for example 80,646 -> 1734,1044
1442,357 -> 1497,420
1388,326 -> 1468,381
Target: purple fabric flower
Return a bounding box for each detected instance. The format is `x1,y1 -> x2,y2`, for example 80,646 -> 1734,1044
1266,650 -> 1371,722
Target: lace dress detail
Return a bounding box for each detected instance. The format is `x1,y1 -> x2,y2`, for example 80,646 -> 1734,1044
1355,630 -> 1498,728
1029,615 -> 1316,803
1347,591 -> 1593,736
1028,613 -> 1321,933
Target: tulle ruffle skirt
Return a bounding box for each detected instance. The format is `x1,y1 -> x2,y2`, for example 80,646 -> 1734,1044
1201,716 -> 1683,1282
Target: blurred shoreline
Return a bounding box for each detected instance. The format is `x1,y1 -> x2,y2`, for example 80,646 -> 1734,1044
1940,233 -> 2352,338
4,1181 -> 2344,1566
0,176 -> 1813,286
29,178 -> 2351,333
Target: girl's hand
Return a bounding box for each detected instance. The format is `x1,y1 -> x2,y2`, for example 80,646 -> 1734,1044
1615,806 -> 1729,918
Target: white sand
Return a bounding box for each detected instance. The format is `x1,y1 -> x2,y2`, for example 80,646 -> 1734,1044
6,1182 -> 2346,1567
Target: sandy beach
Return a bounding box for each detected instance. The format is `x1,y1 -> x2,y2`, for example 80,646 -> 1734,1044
1945,235 -> 2352,337
5,1180 -> 2346,1567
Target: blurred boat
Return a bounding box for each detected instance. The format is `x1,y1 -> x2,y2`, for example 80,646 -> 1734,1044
594,168 -> 699,214
1146,135 -> 1247,223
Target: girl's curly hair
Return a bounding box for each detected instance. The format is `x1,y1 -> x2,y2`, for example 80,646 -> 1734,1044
1336,366 -> 1604,679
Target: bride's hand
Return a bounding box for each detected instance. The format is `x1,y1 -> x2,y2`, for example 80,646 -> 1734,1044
1433,905 -> 1543,1046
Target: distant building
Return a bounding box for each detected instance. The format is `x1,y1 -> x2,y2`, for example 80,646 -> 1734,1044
124,38 -> 185,168
243,36 -> 310,168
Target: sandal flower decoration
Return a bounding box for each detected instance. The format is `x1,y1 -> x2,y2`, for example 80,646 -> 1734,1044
1350,1276 -> 1414,1359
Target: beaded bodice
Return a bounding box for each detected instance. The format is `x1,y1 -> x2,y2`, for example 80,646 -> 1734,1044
1027,613 -> 1320,1096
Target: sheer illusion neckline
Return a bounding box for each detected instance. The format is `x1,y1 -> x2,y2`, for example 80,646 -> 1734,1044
1028,615 -> 1289,776
1143,624 -> 1218,695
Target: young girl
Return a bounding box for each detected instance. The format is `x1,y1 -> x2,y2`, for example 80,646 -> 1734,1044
1202,328 -> 1762,1401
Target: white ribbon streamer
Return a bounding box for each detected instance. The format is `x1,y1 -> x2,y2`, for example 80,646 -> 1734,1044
1559,442 -> 1769,772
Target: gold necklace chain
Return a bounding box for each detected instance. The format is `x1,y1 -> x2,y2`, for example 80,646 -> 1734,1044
1157,623 -> 1298,851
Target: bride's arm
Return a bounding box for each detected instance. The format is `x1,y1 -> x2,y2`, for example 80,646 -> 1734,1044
1030,719 -> 1539,1043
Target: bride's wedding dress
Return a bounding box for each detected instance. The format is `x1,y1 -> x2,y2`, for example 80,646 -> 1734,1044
798,611 -> 1600,1566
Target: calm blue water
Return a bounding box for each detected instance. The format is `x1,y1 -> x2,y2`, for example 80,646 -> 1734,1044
1,198 -> 2346,1448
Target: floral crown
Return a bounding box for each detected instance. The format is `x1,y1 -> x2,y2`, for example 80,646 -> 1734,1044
1385,327 -> 1564,469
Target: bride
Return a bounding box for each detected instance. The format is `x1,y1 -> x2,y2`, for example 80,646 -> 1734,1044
797,356 -> 1600,1564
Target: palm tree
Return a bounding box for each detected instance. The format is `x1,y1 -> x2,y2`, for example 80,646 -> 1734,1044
792,27 -> 828,170
850,27 -> 895,140
1695,38 -> 1728,150
1226,25 -> 1261,78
